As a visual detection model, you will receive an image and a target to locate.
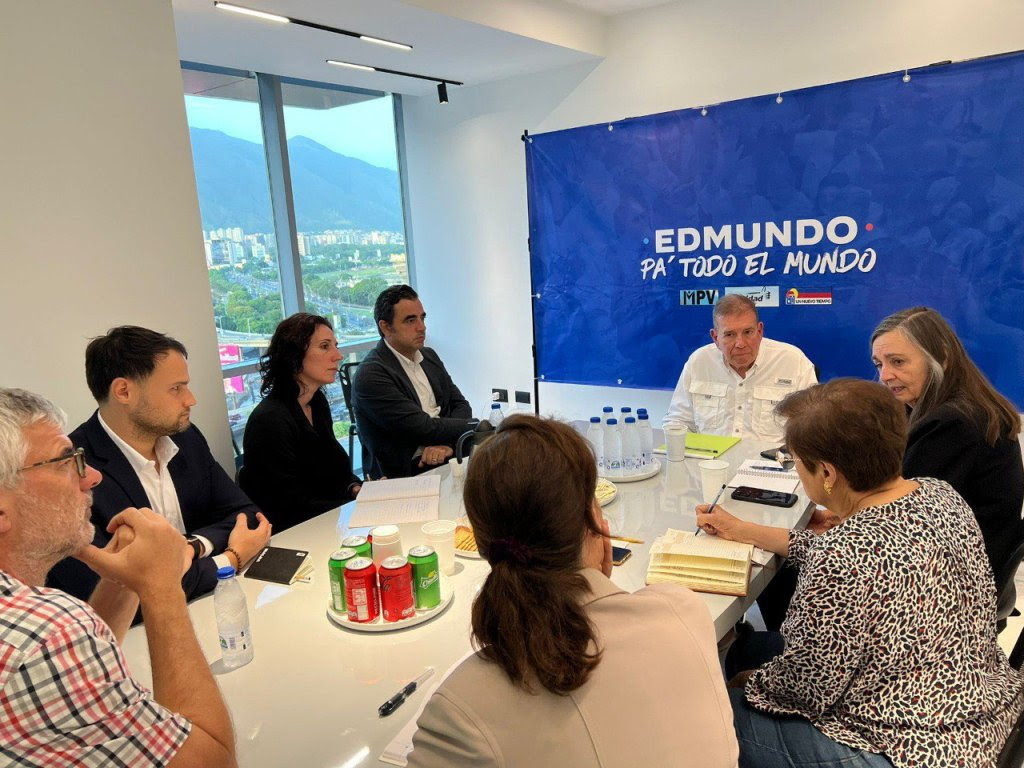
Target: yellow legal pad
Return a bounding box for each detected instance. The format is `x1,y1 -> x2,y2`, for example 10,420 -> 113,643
645,528 -> 753,597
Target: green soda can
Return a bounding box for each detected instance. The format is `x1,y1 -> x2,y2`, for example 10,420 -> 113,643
408,545 -> 441,609
341,535 -> 372,560
328,547 -> 358,613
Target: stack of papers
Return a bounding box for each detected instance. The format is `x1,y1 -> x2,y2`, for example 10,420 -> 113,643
348,475 -> 442,528
727,459 -> 800,493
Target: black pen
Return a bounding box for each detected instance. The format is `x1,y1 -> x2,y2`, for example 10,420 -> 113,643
697,483 -> 727,535
378,668 -> 434,718
750,464 -> 789,472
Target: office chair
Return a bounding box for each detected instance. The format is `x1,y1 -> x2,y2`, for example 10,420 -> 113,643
339,361 -> 375,479
998,699 -> 1024,768
338,361 -> 360,466
997,539 -> 1024,634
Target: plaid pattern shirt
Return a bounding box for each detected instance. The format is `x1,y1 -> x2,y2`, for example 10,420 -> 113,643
0,570 -> 191,766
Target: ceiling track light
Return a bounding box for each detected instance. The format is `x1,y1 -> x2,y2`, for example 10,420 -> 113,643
214,2 -> 412,50
326,60 -> 462,101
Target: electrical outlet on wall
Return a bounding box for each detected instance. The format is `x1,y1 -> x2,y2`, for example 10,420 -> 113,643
491,388 -> 508,403
515,391 -> 531,404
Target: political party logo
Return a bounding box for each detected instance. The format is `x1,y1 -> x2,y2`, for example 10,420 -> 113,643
785,288 -> 832,305
680,288 -> 719,306
724,286 -> 780,307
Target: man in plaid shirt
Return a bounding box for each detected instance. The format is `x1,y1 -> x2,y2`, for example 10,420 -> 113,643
0,388 -> 237,767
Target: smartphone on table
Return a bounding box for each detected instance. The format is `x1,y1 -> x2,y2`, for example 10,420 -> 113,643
730,485 -> 798,508
611,546 -> 632,566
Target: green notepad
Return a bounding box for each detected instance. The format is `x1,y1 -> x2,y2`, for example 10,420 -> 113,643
685,433 -> 741,457
654,433 -> 741,458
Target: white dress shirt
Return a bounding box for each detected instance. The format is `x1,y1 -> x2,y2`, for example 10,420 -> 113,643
97,413 -> 226,566
384,340 -> 441,459
662,337 -> 817,442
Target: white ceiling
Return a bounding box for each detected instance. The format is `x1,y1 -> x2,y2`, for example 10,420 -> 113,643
562,0 -> 673,14
171,0 -> 609,97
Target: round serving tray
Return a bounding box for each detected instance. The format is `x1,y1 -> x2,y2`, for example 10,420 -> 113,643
326,578 -> 454,633
599,457 -> 661,484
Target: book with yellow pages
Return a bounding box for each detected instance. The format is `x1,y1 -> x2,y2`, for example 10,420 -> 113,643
645,528 -> 754,597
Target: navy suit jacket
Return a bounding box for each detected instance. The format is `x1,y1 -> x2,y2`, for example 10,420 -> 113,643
352,340 -> 474,479
46,411 -> 260,602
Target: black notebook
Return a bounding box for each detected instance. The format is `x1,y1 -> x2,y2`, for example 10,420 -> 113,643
243,546 -> 310,585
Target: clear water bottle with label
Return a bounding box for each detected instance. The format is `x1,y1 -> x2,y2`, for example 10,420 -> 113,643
622,416 -> 640,473
489,402 -> 504,428
586,416 -> 605,473
214,566 -> 254,670
637,412 -> 653,467
604,418 -> 622,477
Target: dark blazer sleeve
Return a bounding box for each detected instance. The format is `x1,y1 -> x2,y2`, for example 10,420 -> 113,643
356,357 -> 474,447
426,349 -> 472,421
903,409 -> 977,491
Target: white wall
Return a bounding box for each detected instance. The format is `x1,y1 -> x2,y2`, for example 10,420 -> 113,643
0,0 -> 233,469
401,0 -> 1024,425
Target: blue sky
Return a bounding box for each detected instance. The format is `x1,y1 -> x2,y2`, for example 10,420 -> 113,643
184,93 -> 399,170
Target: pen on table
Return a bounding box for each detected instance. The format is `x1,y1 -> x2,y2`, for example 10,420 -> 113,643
750,464 -> 789,472
696,483 -> 727,535
378,667 -> 434,718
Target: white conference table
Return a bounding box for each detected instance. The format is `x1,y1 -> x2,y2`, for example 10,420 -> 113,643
121,437 -> 812,768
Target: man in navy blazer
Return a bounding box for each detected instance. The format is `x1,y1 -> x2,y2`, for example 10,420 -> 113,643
47,326 -> 271,603
352,285 -> 476,478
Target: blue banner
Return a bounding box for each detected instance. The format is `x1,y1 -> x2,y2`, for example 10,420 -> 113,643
526,52 -> 1024,408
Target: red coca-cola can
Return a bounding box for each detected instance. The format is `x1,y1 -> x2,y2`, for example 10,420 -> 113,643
379,556 -> 415,622
344,557 -> 379,623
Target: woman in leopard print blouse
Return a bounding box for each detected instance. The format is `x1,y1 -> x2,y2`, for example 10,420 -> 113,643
697,378 -> 1023,768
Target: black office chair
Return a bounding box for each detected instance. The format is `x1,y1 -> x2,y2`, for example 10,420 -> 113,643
338,361 -> 360,465
231,436 -> 244,483
997,539 -> 1024,634
998,698 -> 1024,768
339,361 -> 376,479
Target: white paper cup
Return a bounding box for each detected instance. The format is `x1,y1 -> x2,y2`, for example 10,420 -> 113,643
698,460 -> 730,504
665,426 -> 689,462
451,458 -> 466,478
370,525 -> 402,569
421,519 -> 457,575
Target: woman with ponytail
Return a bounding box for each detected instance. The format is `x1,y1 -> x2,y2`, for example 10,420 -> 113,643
406,415 -> 738,768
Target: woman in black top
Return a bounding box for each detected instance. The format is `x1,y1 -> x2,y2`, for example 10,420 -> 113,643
241,313 -> 361,531
871,306 -> 1024,579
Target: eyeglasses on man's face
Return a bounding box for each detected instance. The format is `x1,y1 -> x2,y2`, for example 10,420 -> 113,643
19,447 -> 88,479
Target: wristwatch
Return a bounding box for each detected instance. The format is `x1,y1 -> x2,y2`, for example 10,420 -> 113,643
186,536 -> 203,560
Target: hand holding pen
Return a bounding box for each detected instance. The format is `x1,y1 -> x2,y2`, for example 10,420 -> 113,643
696,483 -> 727,535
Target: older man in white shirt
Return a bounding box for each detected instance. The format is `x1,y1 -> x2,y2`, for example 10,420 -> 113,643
663,295 -> 816,442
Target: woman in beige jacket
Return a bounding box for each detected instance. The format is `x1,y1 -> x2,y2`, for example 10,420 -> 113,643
406,415 -> 738,768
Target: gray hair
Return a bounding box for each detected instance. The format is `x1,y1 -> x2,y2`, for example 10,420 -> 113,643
0,389 -> 67,490
713,293 -> 759,329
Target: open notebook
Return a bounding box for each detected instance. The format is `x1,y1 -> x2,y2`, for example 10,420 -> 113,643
348,475 -> 441,528
728,459 -> 800,493
645,528 -> 754,597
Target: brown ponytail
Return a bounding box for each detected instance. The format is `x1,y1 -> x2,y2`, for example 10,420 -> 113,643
463,415 -> 604,695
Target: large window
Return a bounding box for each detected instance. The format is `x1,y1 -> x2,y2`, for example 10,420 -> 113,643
182,65 -> 411,468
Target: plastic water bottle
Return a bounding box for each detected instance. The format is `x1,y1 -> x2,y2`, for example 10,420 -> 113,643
489,402 -> 504,428
637,412 -> 654,467
586,417 -> 605,473
214,566 -> 254,670
620,406 -> 632,422
622,416 -> 640,473
604,418 -> 622,477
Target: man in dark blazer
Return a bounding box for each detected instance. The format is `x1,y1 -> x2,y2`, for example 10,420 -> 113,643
352,285 -> 476,478
47,326 -> 271,603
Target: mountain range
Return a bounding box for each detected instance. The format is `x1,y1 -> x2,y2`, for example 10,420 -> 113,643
188,128 -> 403,234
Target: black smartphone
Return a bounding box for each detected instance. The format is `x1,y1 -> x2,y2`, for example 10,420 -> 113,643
730,485 -> 798,508
760,445 -> 787,460
611,545 -> 632,566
